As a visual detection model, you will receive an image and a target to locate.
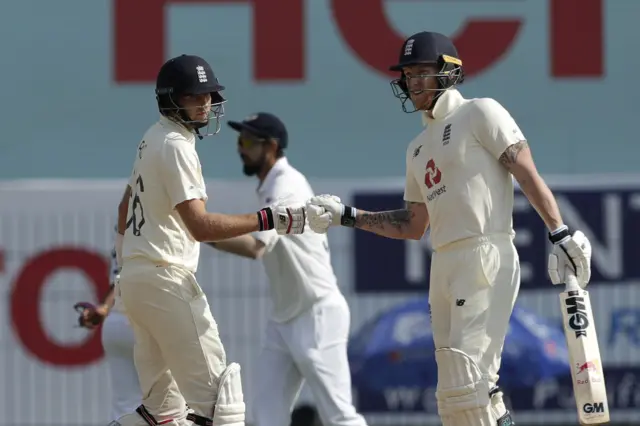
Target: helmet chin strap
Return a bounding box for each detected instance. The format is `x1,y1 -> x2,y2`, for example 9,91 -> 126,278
412,90 -> 440,114
169,113 -> 204,139
417,90 -> 447,125
174,108 -> 217,140
191,119 -> 208,140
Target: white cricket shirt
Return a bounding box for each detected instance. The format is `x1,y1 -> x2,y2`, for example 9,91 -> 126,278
253,158 -> 340,323
122,116 -> 207,273
404,89 -> 525,251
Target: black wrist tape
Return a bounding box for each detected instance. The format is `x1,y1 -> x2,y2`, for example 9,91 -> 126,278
548,225 -> 570,244
257,208 -> 275,231
341,205 -> 357,227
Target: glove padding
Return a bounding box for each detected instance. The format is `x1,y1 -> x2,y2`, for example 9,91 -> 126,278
258,195 -> 306,235
74,302 -> 107,329
306,194 -> 345,234
548,229 -> 592,289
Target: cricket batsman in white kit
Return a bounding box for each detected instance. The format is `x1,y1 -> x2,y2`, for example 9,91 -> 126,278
208,112 -> 368,426
304,32 -> 593,425
114,54 -> 305,426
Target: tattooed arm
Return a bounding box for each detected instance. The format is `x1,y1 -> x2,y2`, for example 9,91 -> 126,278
354,201 -> 429,240
470,98 -> 564,231
499,141 -> 563,230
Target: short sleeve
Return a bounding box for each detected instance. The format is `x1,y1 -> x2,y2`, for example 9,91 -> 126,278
127,162 -> 137,189
472,98 -> 526,159
404,148 -> 424,203
129,140 -> 143,188
160,139 -> 207,208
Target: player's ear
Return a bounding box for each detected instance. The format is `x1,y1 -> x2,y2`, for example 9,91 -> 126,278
266,139 -> 279,157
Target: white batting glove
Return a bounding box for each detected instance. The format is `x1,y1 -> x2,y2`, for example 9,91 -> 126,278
547,226 -> 592,289
306,194 -> 357,234
257,196 -> 306,235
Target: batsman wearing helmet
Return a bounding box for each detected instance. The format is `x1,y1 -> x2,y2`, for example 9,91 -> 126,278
115,54 -> 305,426
304,32 -> 593,425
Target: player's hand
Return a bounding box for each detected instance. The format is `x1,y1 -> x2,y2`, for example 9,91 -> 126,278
74,302 -> 109,329
258,195 -> 306,235
548,227 -> 592,289
306,194 -> 356,234
306,194 -> 343,233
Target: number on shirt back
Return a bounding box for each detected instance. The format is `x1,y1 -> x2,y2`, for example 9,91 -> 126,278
126,175 -> 145,236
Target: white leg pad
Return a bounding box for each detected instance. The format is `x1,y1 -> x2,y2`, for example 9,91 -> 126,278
435,348 -> 494,426
213,363 -> 246,426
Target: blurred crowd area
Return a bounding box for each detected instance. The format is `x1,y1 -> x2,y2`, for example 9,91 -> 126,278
3,0 -> 638,425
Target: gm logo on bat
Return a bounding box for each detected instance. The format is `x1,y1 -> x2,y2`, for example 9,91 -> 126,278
582,402 -> 605,414
565,290 -> 590,338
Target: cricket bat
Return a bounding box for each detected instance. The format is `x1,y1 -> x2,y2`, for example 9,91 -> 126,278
559,268 -> 610,424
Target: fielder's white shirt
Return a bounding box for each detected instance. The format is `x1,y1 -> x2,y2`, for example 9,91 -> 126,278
253,158 -> 340,323
122,116 -> 207,273
404,89 -> 525,250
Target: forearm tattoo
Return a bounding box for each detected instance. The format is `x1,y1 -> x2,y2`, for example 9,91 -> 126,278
355,202 -> 417,234
499,140 -> 528,168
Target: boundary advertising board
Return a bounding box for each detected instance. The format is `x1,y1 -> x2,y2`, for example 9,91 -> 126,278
0,175 -> 638,424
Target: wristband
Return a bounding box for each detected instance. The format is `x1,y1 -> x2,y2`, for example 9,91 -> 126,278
341,205 -> 357,228
548,225 -> 570,244
257,208 -> 275,231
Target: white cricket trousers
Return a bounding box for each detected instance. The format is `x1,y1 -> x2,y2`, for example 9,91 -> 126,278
118,258 -> 227,425
428,234 -> 520,390
253,292 -> 367,426
101,309 -> 144,422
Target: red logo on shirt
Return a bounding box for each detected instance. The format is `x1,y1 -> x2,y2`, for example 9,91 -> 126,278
424,159 -> 442,189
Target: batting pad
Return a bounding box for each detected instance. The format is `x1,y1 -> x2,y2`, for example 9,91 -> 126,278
435,348 -> 494,426
213,362 -> 245,426
113,412 -> 183,426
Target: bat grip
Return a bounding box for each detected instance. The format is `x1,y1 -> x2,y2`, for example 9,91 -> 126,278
564,265 -> 581,292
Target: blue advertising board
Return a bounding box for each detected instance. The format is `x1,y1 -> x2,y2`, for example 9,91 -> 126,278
354,187 -> 640,293
354,366 -> 640,414
608,307 -> 640,347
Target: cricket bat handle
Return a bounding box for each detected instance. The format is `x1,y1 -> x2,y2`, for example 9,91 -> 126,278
564,266 -> 581,291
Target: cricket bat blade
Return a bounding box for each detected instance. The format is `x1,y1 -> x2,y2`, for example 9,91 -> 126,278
559,269 -> 610,424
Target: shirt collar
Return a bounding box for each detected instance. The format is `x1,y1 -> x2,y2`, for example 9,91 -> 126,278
422,88 -> 465,125
257,157 -> 289,194
159,116 -> 196,141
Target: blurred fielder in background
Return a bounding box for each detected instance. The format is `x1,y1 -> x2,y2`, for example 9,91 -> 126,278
74,226 -> 147,425
209,112 -> 367,426
304,32 -> 592,426
115,55 -> 305,426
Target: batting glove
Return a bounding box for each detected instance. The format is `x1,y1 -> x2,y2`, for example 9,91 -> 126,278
257,196 -> 306,235
74,302 -> 109,329
306,194 -> 357,234
547,226 -> 592,289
